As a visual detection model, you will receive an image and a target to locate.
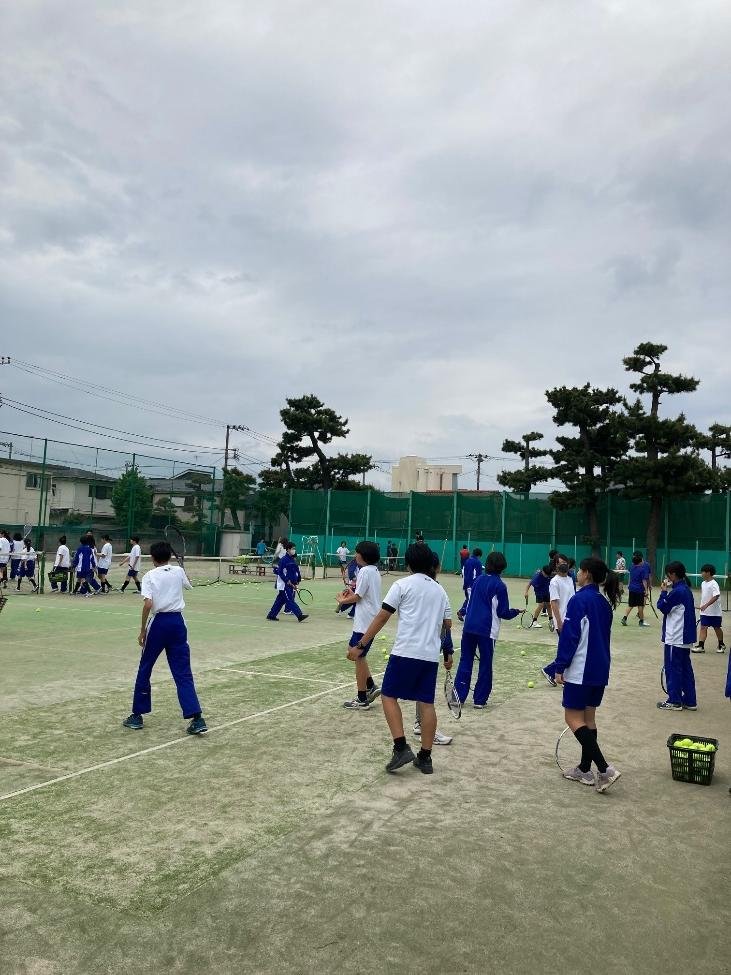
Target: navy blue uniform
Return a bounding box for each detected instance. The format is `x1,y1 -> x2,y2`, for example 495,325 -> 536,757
455,573 -> 519,706
658,580 -> 697,708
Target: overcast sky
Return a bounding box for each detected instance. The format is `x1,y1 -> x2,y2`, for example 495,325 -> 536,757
1,1 -> 729,489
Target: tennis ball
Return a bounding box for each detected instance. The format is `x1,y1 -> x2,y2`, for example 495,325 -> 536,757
520,650 -> 526,656
35,608 -> 41,613
527,681 -> 535,688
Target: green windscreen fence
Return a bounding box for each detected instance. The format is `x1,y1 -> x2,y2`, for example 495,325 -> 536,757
289,489 -> 731,577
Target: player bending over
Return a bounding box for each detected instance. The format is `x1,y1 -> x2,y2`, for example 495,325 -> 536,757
352,544 -> 452,775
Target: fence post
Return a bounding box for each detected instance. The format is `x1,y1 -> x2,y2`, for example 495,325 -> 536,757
501,491 -> 506,551
519,532 -> 523,576
407,492 -> 413,547
288,488 -> 293,531
36,438 -> 48,547
725,490 -> 730,578
366,489 -> 371,539
551,507 -> 556,552
208,467 -> 217,555
451,491 -> 458,572
664,503 -> 669,572
606,492 -> 611,564
126,453 -> 136,541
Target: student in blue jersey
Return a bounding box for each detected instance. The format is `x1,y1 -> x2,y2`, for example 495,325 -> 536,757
540,554 -> 576,686
524,565 -> 552,628
9,533 -> 23,582
339,541 -> 383,710
350,544 -> 452,775
17,539 -> 39,592
620,552 -> 651,627
553,557 -> 622,793
122,540 -> 207,735
73,534 -> 101,596
266,542 -> 308,622
455,551 -> 520,708
456,548 -> 483,622
656,561 -> 698,711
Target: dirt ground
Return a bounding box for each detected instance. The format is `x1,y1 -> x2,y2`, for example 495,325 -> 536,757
1,574 -> 729,974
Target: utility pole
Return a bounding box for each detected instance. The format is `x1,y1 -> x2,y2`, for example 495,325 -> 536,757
221,424 -> 248,530
467,453 -> 487,491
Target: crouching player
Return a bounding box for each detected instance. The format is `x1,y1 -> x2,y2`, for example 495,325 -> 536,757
552,557 -> 622,793
122,541 -> 207,735
351,544 -> 452,775
454,551 -> 520,708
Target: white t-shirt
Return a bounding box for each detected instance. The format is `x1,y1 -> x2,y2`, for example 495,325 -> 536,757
128,544 -> 141,570
353,564 -> 381,633
0,537 -> 10,562
701,579 -> 722,618
141,564 -> 192,615
98,542 -> 113,570
22,546 -> 36,563
55,544 -> 71,569
549,574 -> 575,624
383,573 -> 451,663
615,557 -> 626,572
336,546 -> 349,563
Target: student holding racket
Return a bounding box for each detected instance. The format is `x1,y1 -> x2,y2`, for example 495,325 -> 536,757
351,544 -> 452,775
340,541 -> 383,710
551,557 -> 622,793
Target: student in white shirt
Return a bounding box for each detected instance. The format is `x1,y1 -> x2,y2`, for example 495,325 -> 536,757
50,534 -> 71,592
336,541 -> 349,582
122,540 -> 207,735
352,544 -> 453,775
120,535 -> 142,593
693,563 -> 726,653
541,555 -> 576,686
338,541 -> 382,710
97,534 -> 114,592
0,530 -> 10,588
18,539 -> 39,592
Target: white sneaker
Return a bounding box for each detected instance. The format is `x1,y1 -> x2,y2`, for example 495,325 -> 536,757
413,724 -> 452,745
530,621 -> 542,629
563,766 -> 595,786
413,721 -> 421,736
596,765 -> 621,793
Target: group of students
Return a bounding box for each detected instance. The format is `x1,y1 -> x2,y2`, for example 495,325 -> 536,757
0,530 -> 39,591
48,533 -> 144,595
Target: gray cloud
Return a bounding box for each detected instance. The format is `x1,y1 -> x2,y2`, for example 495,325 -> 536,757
0,0 -> 729,489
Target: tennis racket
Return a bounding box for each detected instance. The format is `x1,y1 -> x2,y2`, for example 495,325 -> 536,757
22,522 -> 33,543
519,600 -> 534,630
660,665 -> 667,694
555,725 -> 580,772
296,587 -> 313,605
164,525 -> 186,567
0,594 -> 7,614
548,615 -> 555,633
645,590 -> 659,620
444,671 -> 462,719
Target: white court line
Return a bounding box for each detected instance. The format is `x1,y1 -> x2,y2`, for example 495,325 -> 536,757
0,675 -> 378,804
220,668 -> 340,684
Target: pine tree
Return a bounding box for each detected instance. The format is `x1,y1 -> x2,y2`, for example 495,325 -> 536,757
615,343 -> 709,575
220,468 -> 256,529
700,423 -> 731,492
497,432 -> 551,494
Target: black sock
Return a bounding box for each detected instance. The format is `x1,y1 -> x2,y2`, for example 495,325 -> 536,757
366,676 -> 375,690
121,582 -> 128,591
357,690 -> 368,703
393,736 -> 407,752
417,748 -> 431,760
697,640 -> 704,648
574,725 -> 608,774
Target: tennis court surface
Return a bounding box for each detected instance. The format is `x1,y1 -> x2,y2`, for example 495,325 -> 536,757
1,574 -> 728,975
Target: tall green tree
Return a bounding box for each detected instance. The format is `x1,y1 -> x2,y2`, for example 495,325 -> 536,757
615,343 -> 709,575
252,478 -> 289,540
220,468 -> 256,529
700,423 -> 731,492
269,394 -> 374,490
497,432 -> 551,494
111,465 -> 153,532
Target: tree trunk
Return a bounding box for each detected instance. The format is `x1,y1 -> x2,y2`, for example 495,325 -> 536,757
645,495 -> 662,582
308,435 -> 332,489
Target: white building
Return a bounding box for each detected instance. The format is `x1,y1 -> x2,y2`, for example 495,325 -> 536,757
390,456 -> 462,493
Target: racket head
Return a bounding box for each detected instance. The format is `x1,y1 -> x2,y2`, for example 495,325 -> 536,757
444,672 -> 462,719
22,523 -> 33,542
163,525 -> 186,565
555,724 -> 580,772
520,608 -> 534,630
296,587 -> 313,605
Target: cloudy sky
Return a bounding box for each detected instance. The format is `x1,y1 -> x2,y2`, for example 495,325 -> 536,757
1,0 -> 729,489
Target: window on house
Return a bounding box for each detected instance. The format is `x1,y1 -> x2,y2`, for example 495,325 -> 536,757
25,473 -> 41,489
88,485 -> 113,500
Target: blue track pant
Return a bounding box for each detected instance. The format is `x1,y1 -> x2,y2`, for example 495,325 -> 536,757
663,644 -> 697,707
267,586 -> 304,620
132,612 -> 201,718
455,632 -> 495,706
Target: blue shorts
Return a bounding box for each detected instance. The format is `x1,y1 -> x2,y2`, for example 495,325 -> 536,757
562,682 -> 605,710
98,567 -> 109,576
127,569 -> 138,578
699,614 -> 722,628
535,594 -> 549,604
348,631 -> 373,656
381,655 -> 439,703
23,561 -> 36,577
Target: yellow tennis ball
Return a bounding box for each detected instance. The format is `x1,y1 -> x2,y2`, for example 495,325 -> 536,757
527,680 -> 535,688
35,608 -> 41,613
520,650 -> 526,656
